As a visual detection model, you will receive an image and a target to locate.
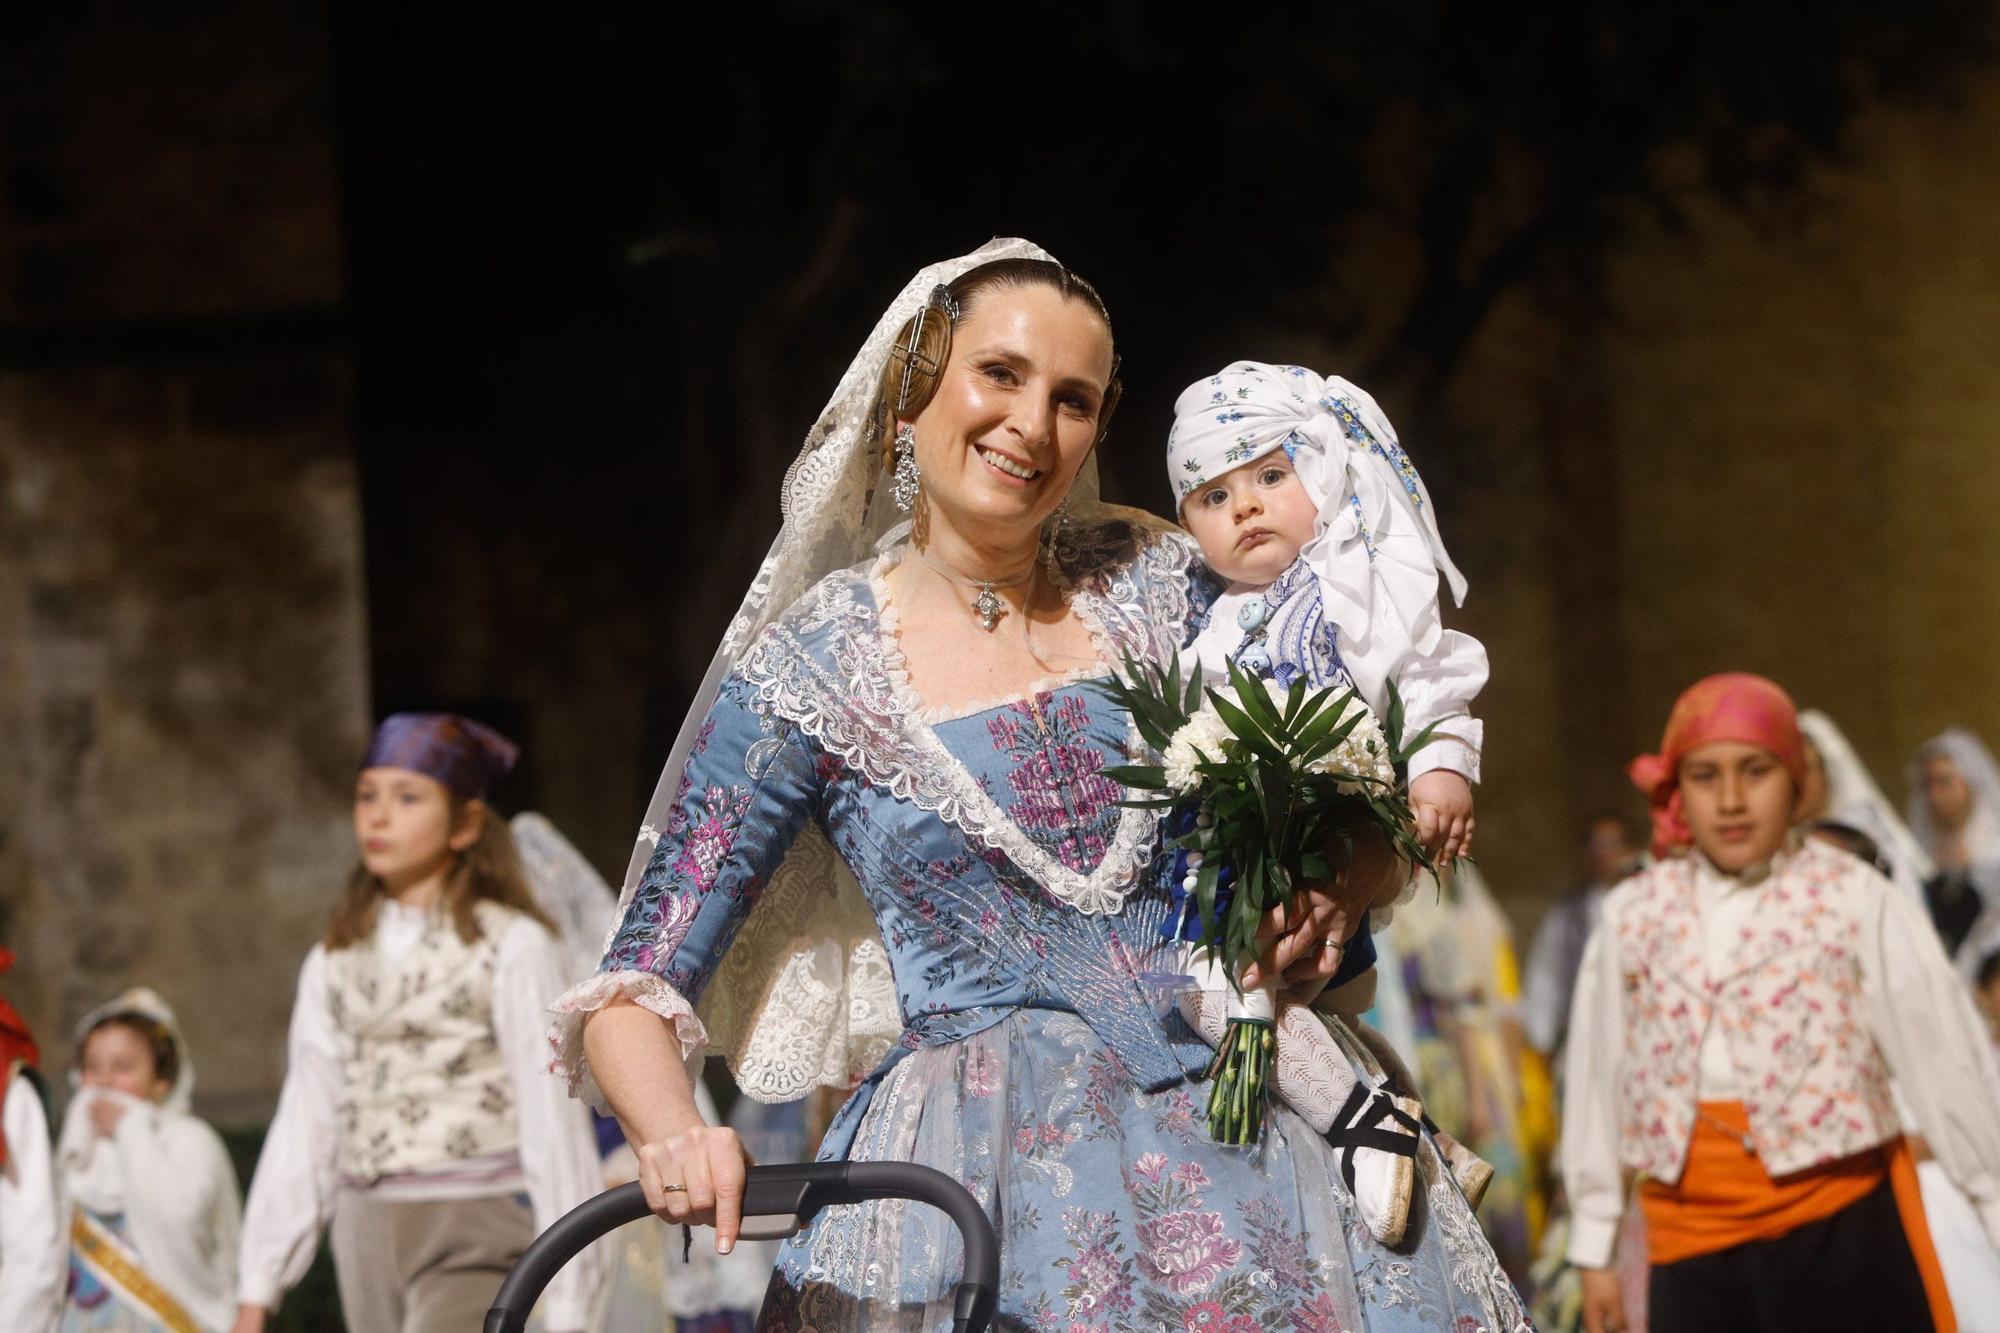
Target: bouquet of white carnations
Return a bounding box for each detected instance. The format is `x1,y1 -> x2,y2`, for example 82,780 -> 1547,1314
1099,655 -> 1440,1145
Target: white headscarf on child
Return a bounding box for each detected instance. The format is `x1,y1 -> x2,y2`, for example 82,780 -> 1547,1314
66,988 -> 192,1114
58,988 -> 241,1331
1167,361 -> 1469,721
60,988 -> 193,1214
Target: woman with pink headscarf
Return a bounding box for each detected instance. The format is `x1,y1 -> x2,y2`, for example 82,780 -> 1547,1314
1560,674 -> 2000,1333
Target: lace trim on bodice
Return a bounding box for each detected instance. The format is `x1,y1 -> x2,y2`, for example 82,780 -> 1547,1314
737,522 -> 1194,917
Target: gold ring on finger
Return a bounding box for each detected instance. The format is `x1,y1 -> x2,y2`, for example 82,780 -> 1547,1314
661,1182 -> 688,1193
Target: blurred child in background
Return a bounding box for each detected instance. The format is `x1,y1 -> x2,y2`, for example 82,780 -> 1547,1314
59,989 -> 239,1332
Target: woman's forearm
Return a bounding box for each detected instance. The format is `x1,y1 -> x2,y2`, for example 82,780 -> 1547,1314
582,998 -> 710,1145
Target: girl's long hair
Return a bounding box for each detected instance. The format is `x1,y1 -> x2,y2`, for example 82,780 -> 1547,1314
325,801 -> 553,949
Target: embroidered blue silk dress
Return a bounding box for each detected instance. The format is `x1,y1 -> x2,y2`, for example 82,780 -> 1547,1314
593,521 -> 1529,1332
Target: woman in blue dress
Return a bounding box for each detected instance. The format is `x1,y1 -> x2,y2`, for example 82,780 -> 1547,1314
551,239 -> 1531,1332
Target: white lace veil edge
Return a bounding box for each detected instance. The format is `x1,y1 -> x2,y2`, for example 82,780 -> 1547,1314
1906,726 -> 2000,866
1797,709 -> 1935,889
510,812 -> 620,986
608,238 -> 1124,1101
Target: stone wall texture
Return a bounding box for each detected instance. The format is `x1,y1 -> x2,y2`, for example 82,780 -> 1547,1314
0,0 -> 365,1123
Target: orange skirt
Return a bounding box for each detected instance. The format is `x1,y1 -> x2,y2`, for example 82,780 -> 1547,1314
1638,1102 -> 1955,1332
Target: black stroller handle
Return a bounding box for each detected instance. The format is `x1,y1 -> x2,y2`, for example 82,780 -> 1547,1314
483,1160 -> 999,1333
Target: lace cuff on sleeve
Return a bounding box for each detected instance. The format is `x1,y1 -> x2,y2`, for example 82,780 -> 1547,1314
548,969 -> 710,1111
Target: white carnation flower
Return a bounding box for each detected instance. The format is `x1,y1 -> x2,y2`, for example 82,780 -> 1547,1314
1306,695 -> 1395,792
1162,705 -> 1236,792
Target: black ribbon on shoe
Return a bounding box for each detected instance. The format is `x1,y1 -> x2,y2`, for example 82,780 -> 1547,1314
1328,1084 -> 1421,1194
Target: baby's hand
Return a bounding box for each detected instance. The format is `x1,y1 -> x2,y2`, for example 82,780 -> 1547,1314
1409,769 -> 1475,861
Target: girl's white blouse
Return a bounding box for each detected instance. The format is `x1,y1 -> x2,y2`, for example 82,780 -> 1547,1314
236,902 -> 603,1330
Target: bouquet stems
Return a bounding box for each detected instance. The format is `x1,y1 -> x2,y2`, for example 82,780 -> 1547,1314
1202,980 -> 1277,1146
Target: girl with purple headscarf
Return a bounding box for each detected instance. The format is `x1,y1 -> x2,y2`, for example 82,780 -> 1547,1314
232,714 -> 604,1333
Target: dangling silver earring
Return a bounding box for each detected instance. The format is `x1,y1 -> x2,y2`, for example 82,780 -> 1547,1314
1042,494 -> 1072,563
892,423 -> 921,512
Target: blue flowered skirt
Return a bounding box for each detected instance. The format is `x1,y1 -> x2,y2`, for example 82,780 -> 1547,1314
760,1008 -> 1531,1332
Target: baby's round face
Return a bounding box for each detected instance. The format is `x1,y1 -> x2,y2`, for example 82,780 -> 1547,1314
1179,451 -> 1319,587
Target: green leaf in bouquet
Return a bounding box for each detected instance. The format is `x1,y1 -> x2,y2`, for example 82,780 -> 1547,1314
1168,656 -> 1200,716
1279,677 -> 1308,728
1100,764 -> 1171,789
1293,702 -> 1363,753
1193,857 -> 1223,950
1207,691 -> 1289,769
1299,848 -> 1333,883
1116,796 -> 1185,811
1227,857 -> 1262,967
1094,684 -> 1174,754
1294,696 -> 1363,750
1284,685 -> 1338,740
1229,660 -> 1286,738
1099,651 -> 1205,750
1393,721 -> 1450,768
1267,858 -> 1294,903
1383,677 -> 1408,751
1131,715 -> 1177,756
1157,653 -> 1185,718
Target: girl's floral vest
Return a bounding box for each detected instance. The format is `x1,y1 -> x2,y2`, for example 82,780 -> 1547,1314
1611,839 -> 1900,1182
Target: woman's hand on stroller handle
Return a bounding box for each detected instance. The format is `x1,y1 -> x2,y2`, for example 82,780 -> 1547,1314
635,1121 -> 757,1254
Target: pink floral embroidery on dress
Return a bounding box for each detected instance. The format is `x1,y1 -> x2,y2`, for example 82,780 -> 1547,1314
1137,1210 -> 1243,1297
1126,1155 -> 1244,1297
1059,1208 -> 1136,1322
1182,1303 -> 1258,1333
671,784 -> 753,895
986,693 -> 1123,874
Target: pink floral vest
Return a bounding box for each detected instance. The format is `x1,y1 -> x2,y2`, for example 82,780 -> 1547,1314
1611,840 -> 1900,1182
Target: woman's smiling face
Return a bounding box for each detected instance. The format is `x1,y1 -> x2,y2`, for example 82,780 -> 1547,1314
903,284 -> 1114,545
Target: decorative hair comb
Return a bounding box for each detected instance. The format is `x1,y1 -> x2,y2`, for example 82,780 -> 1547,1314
893,286 -> 960,412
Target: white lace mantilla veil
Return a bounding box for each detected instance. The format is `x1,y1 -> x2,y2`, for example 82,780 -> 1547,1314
1797,709 -> 1935,895
604,237 -> 1166,1106
511,811 -> 620,984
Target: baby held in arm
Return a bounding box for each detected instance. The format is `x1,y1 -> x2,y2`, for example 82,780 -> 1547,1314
1164,361 -> 1492,1241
